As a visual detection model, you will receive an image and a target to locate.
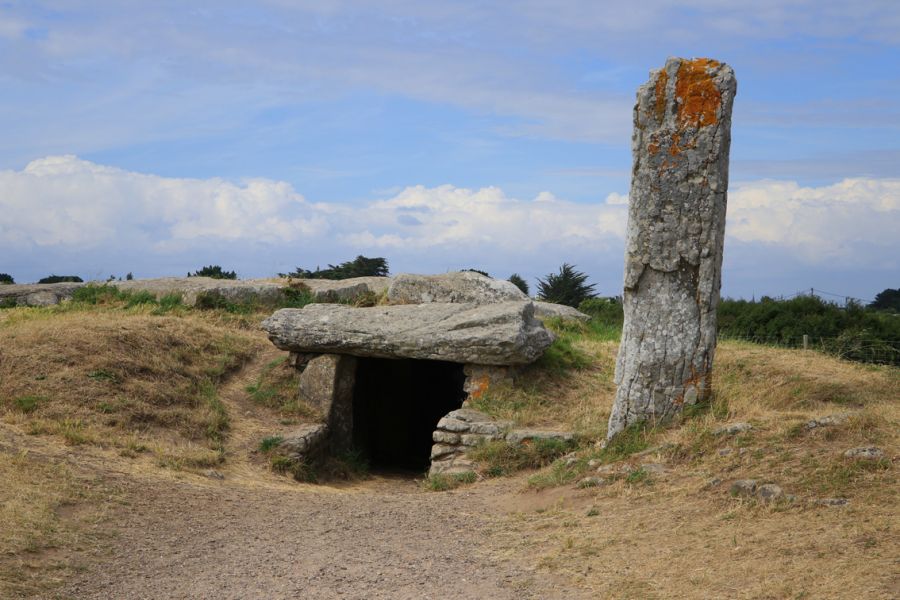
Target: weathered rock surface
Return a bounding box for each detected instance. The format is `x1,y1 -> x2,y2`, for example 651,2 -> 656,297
814,497 -> 849,507
111,277 -> 286,306
297,354 -> 357,451
505,429 -> 575,445
806,413 -> 852,430
262,301 -> 553,365
713,422 -> 753,436
0,282 -> 85,306
0,275 -> 376,308
277,424 -> 330,461
532,301 -> 591,323
843,446 -> 885,460
462,364 -> 514,401
388,271 -> 527,305
729,479 -> 757,497
294,277 -> 391,302
756,483 -> 784,502
608,57 -> 737,440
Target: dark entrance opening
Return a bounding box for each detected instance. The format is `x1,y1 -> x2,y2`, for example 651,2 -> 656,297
352,358 -> 466,471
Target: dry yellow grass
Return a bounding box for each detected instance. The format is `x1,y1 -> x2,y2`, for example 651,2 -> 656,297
0,447 -> 108,597
484,337 -> 899,599
0,308 -> 265,464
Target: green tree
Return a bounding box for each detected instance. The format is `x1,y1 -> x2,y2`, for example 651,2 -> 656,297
188,265 -> 237,280
869,288 -> 900,313
280,256 -> 389,280
536,263 -> 596,308
508,273 -> 529,295
37,275 -> 83,284
0,273 -> 13,285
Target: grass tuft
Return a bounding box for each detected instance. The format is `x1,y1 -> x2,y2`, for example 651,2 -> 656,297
423,471 -> 477,491
469,438 -> 575,478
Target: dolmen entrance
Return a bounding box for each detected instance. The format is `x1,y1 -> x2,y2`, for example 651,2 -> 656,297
261,271 -> 580,476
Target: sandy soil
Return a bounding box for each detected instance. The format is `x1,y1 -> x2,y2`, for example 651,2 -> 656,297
59,473 -> 588,600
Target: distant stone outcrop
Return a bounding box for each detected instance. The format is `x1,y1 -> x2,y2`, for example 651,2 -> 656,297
112,277 -> 287,306
0,282 -> 85,307
607,57 -> 737,440
532,301 -> 591,323
387,271 -> 527,305
110,276 -> 389,305
262,301 -> 553,366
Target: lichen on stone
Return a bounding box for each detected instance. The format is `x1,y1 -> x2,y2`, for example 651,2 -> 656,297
675,58 -> 722,129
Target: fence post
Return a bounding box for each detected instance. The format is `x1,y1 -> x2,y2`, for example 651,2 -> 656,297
803,334 -> 809,350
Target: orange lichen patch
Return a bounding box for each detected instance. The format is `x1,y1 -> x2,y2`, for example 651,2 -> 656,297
669,133 -> 681,156
675,58 -> 721,129
468,375 -> 491,400
648,142 -> 660,155
654,69 -> 668,123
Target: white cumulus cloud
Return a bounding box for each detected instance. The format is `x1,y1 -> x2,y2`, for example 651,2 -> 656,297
728,178 -> 900,266
1,156 -> 897,285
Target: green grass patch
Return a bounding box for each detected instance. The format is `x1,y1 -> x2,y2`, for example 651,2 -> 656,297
125,290 -> 157,307
528,459 -> 584,490
258,435 -> 284,453
625,467 -> 651,485
199,381 -> 229,448
12,395 -> 46,414
72,284 -> 128,305
87,369 -> 118,383
423,471 -> 477,491
245,356 -> 315,417
469,437 -> 575,478
278,286 -> 315,309
152,293 -> 184,314
270,455 -> 317,482
600,422 -> 653,461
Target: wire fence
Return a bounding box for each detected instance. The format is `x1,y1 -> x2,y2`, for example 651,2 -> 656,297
717,333 -> 900,366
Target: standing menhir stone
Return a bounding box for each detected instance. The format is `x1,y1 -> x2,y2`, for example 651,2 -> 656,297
607,57 -> 737,440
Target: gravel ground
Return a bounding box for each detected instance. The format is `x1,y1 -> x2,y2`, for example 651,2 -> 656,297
60,474 -> 587,600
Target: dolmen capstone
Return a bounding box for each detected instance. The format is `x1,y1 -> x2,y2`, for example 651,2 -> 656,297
262,301 -> 552,365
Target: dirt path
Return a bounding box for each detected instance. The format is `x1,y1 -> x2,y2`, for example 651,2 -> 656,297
60,474 -> 585,600
52,350 -> 590,600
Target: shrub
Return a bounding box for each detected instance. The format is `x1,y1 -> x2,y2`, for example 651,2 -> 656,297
280,255 -> 389,280
536,263 -> 596,308
718,295 -> 900,365
72,284 -> 127,304
578,297 -> 623,327
868,288 -> 900,313
37,275 -> 83,284
508,273 -> 529,295
188,265 -> 237,280
0,273 -> 13,284
463,268 -> 490,278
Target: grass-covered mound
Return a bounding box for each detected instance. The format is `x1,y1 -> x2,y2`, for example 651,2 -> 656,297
0,309 -> 263,467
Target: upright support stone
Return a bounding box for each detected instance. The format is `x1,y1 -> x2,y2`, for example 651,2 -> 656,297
607,57 -> 737,440
298,354 -> 357,451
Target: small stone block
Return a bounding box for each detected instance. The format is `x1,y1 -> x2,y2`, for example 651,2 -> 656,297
729,479 -> 757,497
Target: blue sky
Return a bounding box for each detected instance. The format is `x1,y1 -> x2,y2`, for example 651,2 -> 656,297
1,1 -> 898,300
